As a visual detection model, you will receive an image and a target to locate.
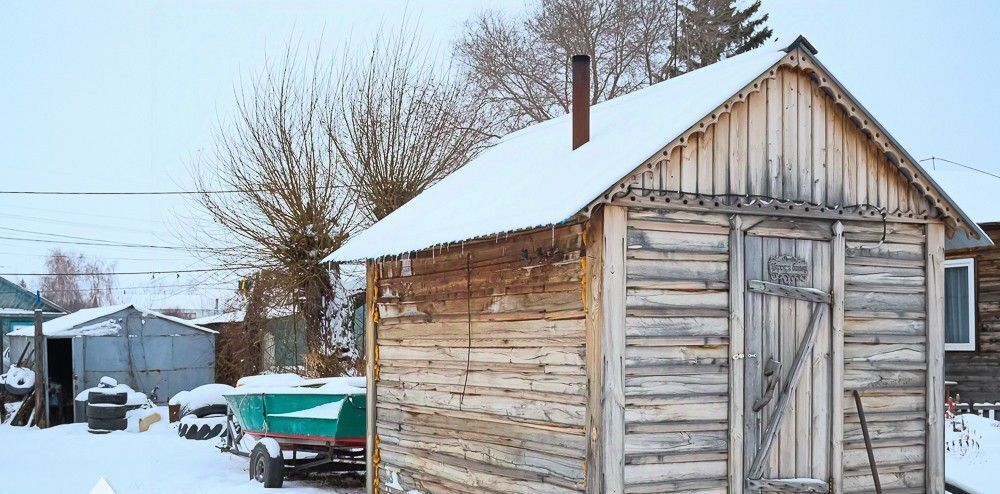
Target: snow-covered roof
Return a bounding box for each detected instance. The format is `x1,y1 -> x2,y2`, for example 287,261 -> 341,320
189,310 -> 245,326
326,43 -> 788,262
8,304 -> 217,337
326,36 -> 987,262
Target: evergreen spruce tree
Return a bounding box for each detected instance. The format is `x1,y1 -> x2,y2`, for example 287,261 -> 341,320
670,0 -> 773,75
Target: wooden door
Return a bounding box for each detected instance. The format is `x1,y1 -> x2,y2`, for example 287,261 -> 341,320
742,231 -> 833,492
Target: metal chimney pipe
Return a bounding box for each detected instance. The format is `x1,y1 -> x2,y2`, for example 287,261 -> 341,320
571,54 -> 590,150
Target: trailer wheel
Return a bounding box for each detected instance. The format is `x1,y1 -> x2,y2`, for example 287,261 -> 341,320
250,443 -> 284,488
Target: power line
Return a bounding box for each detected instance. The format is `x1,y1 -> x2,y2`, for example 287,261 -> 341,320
31,281 -> 235,294
921,156 -> 1000,181
0,185 -> 345,196
0,234 -> 214,251
0,267 -> 258,277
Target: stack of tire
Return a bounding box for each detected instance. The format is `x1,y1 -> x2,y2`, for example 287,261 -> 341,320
87,390 -> 128,433
172,383 -> 233,440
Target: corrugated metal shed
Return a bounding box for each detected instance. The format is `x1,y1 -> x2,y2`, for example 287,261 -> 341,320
7,305 -> 216,422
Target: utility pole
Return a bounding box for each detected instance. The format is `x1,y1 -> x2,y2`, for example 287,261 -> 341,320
32,309 -> 47,429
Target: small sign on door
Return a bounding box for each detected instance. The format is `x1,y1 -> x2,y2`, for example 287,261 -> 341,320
768,255 -> 808,284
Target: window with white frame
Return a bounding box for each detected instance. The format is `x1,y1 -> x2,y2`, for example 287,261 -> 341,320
944,258 -> 976,351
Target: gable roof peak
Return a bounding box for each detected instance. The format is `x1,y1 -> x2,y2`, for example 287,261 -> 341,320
785,35 -> 818,55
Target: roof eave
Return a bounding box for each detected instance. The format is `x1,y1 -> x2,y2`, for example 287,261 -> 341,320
795,48 -> 991,249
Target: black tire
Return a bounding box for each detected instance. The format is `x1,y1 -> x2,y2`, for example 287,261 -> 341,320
250,443 -> 284,488
88,417 -> 127,431
193,424 -> 211,440
178,423 -> 189,437
203,423 -> 224,439
184,423 -> 200,439
87,404 -> 126,420
88,391 -> 127,406
185,404 -> 228,418
87,428 -> 112,435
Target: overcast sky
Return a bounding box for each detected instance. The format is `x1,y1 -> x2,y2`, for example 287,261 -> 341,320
0,0 -> 997,311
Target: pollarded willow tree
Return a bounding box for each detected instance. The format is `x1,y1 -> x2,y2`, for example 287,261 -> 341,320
326,27 -> 499,222
191,45 -> 362,376
191,27 -> 499,376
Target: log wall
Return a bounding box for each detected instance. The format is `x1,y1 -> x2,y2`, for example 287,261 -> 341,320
945,222 -> 1000,403
623,209 -> 732,493
372,225 -> 588,494
842,221 -> 928,493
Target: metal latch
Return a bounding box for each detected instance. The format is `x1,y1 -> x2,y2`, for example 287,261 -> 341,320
732,353 -> 759,360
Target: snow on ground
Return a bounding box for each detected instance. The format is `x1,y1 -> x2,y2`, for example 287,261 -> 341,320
0,407 -> 362,494
946,413 -> 1000,493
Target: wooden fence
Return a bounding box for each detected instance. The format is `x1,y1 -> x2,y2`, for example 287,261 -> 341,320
951,402 -> 1000,421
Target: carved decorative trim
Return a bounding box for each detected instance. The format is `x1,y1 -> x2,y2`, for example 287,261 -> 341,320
586,47 -> 968,238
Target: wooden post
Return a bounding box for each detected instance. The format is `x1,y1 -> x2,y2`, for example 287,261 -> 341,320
364,261 -> 378,494
830,221 -> 845,493
728,215 -> 746,494
585,210 -> 606,493
926,222 -> 945,494
600,206 -> 626,493
32,309 -> 47,429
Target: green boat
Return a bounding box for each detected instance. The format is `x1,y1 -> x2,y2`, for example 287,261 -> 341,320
221,376 -> 366,488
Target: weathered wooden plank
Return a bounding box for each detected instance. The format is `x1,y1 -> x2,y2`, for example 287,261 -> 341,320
626,228 -> 728,253
748,88 -> 767,197
729,215 -> 746,494
729,100 -> 748,196
667,146 -> 682,192
765,74 -> 782,198
625,430 -> 728,455
747,280 -> 830,304
745,234 -> 766,478
625,317 -> 728,338
625,459 -> 727,485
585,211 -> 605,494
698,127 -> 714,196
797,71 -> 813,202
366,262 -> 378,494
746,218 -> 833,240
682,135 -> 698,193
603,206 -> 627,493
812,82 -> 827,203
782,68 -> 798,201
714,115 -> 730,195
831,221 -> 845,494
747,478 -> 829,492
625,373 -> 728,397
811,241 -> 832,481
925,222 -> 944,494
626,259 -> 728,283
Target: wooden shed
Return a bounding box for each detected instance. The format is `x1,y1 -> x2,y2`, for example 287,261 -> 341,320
326,36 -> 989,494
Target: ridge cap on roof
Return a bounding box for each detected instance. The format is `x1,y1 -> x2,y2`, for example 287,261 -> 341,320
0,275 -> 67,313
785,34 -> 818,55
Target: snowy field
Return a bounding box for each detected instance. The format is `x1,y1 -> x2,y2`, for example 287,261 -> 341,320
946,414 -> 1000,493
0,407 -> 362,494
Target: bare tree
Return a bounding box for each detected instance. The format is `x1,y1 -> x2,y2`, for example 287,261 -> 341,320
38,249 -> 116,312
456,0 -> 771,131
327,26 -> 498,222
191,44 -> 361,376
